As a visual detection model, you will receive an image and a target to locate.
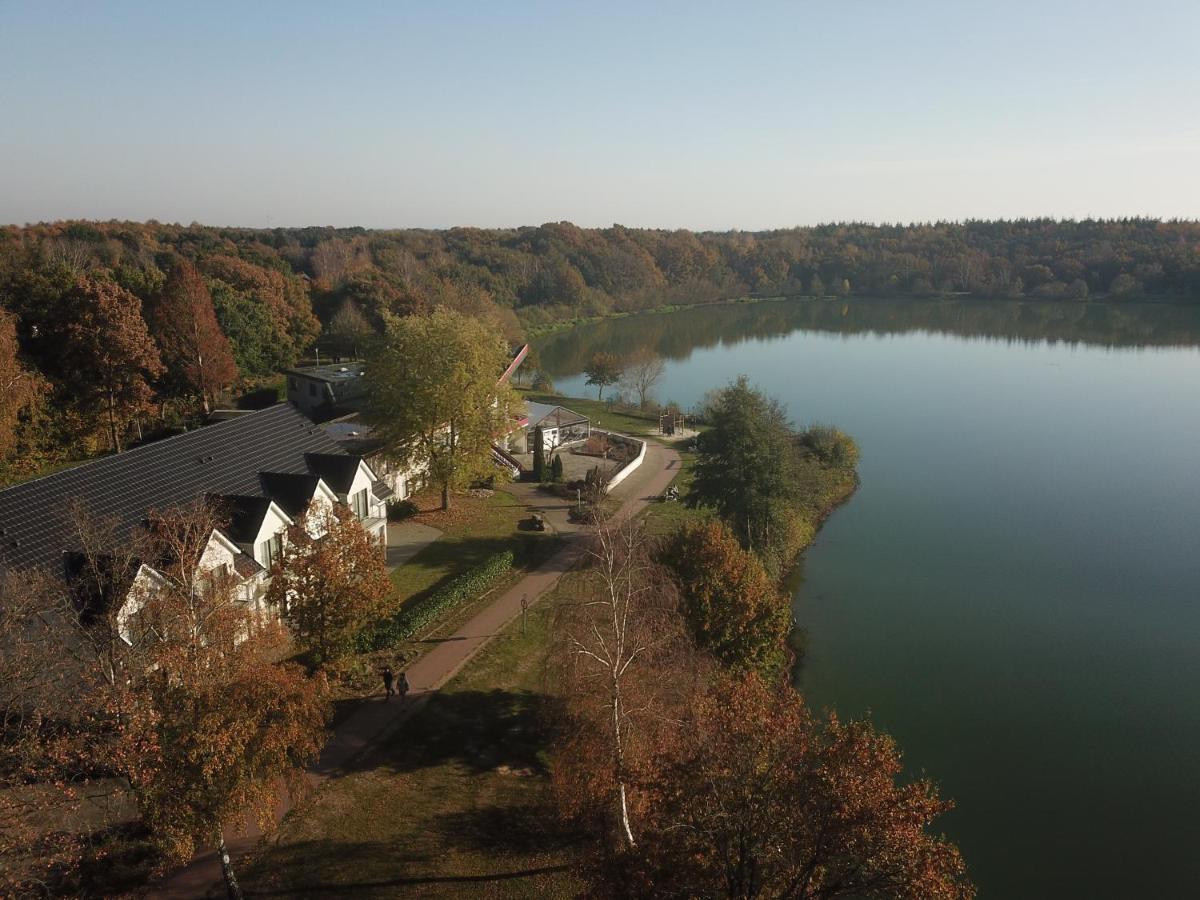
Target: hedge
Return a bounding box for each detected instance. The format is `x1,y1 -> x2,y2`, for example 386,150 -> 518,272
357,550 -> 515,652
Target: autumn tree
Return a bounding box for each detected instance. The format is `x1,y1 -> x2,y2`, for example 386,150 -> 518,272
629,674 -> 973,899
152,259 -> 237,413
0,307 -> 43,466
584,351 -> 623,400
327,299 -> 373,359
123,503 -> 330,900
0,569 -> 99,895
364,307 -> 518,510
55,276 -> 164,452
619,348 -> 665,409
265,503 -> 393,664
201,255 -> 320,367
661,519 -> 792,677
552,513 -> 690,851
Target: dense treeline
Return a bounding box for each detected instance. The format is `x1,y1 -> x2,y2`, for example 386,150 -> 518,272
1,217 -> 1196,476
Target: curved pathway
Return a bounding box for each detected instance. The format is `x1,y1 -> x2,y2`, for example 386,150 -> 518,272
155,440 -> 681,898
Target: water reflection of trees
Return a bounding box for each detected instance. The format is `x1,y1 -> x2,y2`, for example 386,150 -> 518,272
535,298 -> 1200,376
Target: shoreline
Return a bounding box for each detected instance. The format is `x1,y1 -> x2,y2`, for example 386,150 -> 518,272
521,291 -> 1200,338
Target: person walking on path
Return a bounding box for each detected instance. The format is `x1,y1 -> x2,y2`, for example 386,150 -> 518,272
397,670 -> 410,700
381,665 -> 395,700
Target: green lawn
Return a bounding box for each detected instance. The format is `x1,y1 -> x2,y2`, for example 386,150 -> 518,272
240,570 -> 589,899
519,387 -> 664,438
641,444 -> 708,537
388,489 -> 554,605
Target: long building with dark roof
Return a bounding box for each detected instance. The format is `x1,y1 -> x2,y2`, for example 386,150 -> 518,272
0,404 -> 390,619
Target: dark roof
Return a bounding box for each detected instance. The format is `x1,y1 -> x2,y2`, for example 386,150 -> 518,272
216,495 -> 278,545
372,480 -> 395,502
233,553 -> 265,578
284,362 -> 366,384
259,472 -> 322,518
305,453 -> 362,494
0,404 -> 350,575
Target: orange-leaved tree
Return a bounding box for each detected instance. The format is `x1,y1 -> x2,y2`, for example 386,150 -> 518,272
55,276 -> 164,451
152,259 -> 237,413
266,503 -> 393,664
661,518 -> 793,677
122,503 -> 330,900
630,673 -> 974,899
0,307 -> 43,468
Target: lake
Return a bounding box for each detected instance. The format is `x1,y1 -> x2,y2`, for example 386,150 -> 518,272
536,298 -> 1200,899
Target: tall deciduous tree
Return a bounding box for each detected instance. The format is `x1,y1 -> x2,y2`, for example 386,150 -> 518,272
56,277 -> 164,452
619,348 -> 665,409
124,503 -> 330,900
662,519 -> 792,677
553,514 -> 688,851
364,308 -> 517,510
633,674 -> 973,899
152,260 -> 237,413
584,351 -> 622,400
0,308 -> 42,465
327,299 -> 373,359
265,503 -> 393,664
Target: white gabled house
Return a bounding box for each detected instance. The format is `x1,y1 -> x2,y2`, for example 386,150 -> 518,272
0,404 -> 393,645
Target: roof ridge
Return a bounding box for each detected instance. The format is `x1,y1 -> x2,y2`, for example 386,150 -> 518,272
0,403 -> 304,496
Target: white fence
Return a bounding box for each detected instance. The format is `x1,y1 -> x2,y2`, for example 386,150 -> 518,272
603,432 -> 647,491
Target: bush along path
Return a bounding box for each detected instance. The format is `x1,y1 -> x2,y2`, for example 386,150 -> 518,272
357,550 -> 515,651
152,439 -> 682,899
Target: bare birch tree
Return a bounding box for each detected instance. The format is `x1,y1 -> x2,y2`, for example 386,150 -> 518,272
620,348 -> 665,410
552,513 -> 690,851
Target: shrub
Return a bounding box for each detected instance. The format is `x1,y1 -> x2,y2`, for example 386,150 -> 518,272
387,498 -> 419,521
550,453 -> 564,483
357,550 -> 514,651
797,424 -> 859,469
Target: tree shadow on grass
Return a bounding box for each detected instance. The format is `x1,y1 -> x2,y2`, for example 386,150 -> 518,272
345,688 -> 564,778
243,838 -> 570,898
433,800 -> 583,857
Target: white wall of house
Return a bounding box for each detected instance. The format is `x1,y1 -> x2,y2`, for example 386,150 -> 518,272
303,481 -> 340,538
199,530 -> 238,577
117,564 -> 170,645
247,503 -> 295,569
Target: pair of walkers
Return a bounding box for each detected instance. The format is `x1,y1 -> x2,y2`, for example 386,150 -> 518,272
381,666 -> 409,701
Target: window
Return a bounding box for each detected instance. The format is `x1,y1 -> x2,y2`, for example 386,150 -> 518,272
351,489 -> 369,520
308,382 -> 317,398
201,562 -> 230,596
261,533 -> 283,569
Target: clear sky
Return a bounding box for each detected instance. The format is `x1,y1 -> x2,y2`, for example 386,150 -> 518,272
1,0 -> 1197,229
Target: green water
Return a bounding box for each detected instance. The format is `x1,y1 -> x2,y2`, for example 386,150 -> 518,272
538,298 -> 1200,898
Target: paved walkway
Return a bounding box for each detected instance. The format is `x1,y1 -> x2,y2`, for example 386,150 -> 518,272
154,440 -> 681,898
384,521 -> 442,570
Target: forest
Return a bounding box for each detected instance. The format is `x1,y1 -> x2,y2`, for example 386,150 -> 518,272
1,217 -> 1197,479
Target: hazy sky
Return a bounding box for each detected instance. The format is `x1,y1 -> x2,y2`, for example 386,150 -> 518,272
2,0 -> 1198,229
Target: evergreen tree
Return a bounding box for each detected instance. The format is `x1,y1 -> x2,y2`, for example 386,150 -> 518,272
550,452 -> 564,483
533,426 -> 547,481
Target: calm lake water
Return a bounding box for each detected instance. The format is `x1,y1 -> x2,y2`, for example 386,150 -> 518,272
537,299 -> 1200,899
